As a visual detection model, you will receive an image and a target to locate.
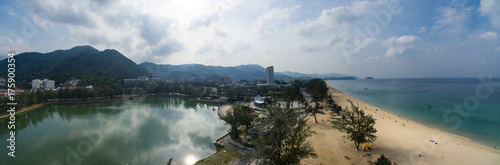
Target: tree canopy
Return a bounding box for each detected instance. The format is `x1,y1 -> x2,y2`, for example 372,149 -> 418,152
306,78 -> 328,102
256,103 -> 317,164
374,154 -> 391,165
306,78 -> 328,123
220,105 -> 254,139
340,102 -> 377,151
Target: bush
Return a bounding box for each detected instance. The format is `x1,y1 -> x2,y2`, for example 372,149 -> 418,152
374,154 -> 391,165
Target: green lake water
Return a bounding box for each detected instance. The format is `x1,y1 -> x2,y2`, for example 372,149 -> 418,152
0,97 -> 228,165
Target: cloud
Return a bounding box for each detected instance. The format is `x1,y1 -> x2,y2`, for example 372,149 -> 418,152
479,0 -> 500,28
432,2 -> 473,37
252,5 -> 300,39
382,35 -> 418,57
190,13 -> 219,30
12,0 -> 186,62
479,31 -> 498,39
289,0 -> 398,65
3,0 -> 499,78
0,34 -> 31,55
25,0 -> 96,28
496,46 -> 500,52
139,15 -> 172,45
1,6 -> 17,16
294,1 -> 372,37
417,27 -> 427,33
151,41 -> 183,57
364,56 -> 379,61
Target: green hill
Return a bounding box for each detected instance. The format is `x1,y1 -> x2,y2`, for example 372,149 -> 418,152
0,45 -> 149,83
139,62 -> 293,81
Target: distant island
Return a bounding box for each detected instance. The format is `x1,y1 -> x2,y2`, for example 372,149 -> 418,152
365,77 -> 374,79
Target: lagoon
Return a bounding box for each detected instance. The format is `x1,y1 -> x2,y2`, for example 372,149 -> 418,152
0,97 -> 228,165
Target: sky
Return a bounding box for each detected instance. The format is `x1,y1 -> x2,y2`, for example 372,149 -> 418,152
0,0 -> 499,78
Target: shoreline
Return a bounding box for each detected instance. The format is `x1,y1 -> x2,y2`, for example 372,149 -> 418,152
303,84 -> 500,165
330,84 -> 496,149
0,97 -> 126,120
0,93 -> 196,120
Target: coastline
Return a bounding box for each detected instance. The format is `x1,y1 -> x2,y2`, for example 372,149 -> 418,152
329,83 -> 497,149
302,84 -> 500,165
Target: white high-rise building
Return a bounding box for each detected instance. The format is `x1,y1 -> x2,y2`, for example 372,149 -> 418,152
32,79 -> 55,90
266,66 -> 274,85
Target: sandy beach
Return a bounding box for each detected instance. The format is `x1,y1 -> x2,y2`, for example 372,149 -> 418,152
302,84 -> 500,165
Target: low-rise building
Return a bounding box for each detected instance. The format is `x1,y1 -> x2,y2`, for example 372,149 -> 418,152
0,89 -> 23,96
124,77 -> 163,86
254,95 -> 265,107
64,77 -> 81,88
32,79 -> 55,90
0,78 -> 5,86
219,76 -> 231,84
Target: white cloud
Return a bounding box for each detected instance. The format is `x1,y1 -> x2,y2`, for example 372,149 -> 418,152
3,0 -> 499,77
1,6 -> 17,16
495,46 -> 500,52
479,31 -> 498,39
364,56 -> 379,61
0,35 -> 31,55
382,35 -> 418,57
479,0 -> 500,28
10,0 -> 254,63
432,2 -> 473,37
252,5 -> 300,39
294,1 -> 373,37
382,35 -> 418,47
418,27 -> 427,33
288,0 -> 398,65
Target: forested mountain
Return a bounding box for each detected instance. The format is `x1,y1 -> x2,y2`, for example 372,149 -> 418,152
0,45 -> 355,85
0,45 -> 149,82
139,62 -> 295,81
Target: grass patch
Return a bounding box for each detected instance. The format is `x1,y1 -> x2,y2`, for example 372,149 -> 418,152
239,126 -> 247,137
0,102 -> 49,119
214,143 -> 225,153
331,119 -> 346,132
251,117 -> 262,125
195,147 -> 244,165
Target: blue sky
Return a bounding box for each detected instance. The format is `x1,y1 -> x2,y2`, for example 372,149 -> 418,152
0,0 -> 499,78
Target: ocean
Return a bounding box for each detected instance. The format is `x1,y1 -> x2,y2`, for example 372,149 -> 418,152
327,78 -> 500,148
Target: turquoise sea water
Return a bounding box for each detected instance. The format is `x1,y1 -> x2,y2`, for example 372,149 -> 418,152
327,78 -> 500,148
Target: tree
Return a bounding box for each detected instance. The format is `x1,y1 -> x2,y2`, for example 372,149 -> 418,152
244,95 -> 251,103
340,102 -> 377,151
306,79 -> 328,123
256,103 -> 317,164
236,105 -> 254,129
308,102 -> 322,123
221,109 -> 239,139
284,86 -> 303,108
226,88 -> 235,98
221,105 -> 254,139
374,154 -> 391,165
327,94 -> 333,104
306,78 -> 328,102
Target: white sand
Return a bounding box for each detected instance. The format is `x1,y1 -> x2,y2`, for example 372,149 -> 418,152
302,85 -> 500,165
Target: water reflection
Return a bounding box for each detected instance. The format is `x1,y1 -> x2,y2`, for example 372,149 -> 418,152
0,97 -> 228,165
